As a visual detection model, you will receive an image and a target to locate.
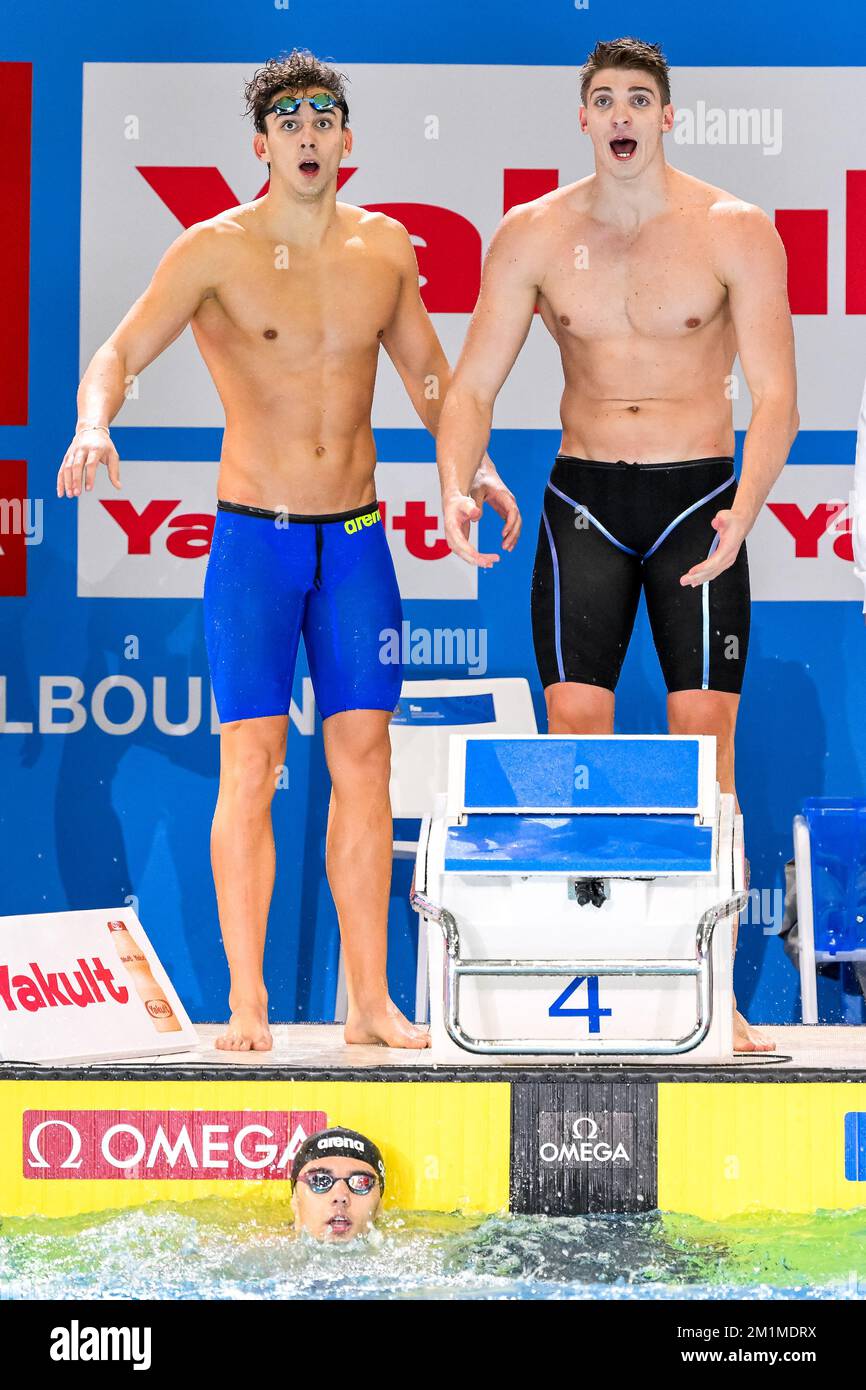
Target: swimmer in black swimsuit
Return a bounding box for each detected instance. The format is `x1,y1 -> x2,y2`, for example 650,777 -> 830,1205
532,456 -> 750,696
436,39 -> 799,1051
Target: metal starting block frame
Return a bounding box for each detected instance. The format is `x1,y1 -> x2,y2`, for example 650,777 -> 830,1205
411,735 -> 747,1061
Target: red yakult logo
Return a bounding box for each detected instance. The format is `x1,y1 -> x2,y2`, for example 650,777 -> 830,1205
747,465 -> 860,601
78,457 -> 473,600
98,497 -> 450,562
135,162 -> 866,318
24,1109 -> 328,1180
0,959 -> 129,1012
767,500 -> 853,560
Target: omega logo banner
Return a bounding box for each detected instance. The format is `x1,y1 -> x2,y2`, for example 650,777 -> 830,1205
23,1109 -> 327,1180
511,1081 -> 657,1215
0,908 -> 198,1063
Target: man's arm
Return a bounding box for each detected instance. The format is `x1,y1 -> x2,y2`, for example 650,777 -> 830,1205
435,206 -> 541,565
681,203 -> 799,585
58,224 -> 218,497
380,218 -> 520,555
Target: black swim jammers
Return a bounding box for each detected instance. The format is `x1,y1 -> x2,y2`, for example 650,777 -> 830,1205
531,455 -> 750,695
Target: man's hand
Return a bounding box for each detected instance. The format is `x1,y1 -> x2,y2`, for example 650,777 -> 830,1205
469,462 -> 522,553
57,428 -> 121,498
443,491 -> 499,568
680,509 -> 748,586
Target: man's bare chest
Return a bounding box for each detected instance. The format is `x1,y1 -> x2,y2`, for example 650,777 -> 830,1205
539,223 -> 728,342
195,246 -> 402,356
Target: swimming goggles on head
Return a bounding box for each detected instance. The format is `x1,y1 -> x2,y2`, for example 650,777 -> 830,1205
264,93 -> 341,119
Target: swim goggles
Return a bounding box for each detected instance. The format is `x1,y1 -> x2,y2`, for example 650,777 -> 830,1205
295,1168 -> 380,1196
263,93 -> 342,119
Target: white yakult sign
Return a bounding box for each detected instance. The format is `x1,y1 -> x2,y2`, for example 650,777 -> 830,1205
77,459 -> 475,599
0,906 -> 198,1063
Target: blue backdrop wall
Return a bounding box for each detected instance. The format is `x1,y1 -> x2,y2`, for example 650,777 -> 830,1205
2,1 -> 866,1027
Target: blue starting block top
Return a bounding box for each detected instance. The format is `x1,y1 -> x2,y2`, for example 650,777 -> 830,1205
448,735 -> 710,816
444,812 -> 714,875
443,736 -> 717,875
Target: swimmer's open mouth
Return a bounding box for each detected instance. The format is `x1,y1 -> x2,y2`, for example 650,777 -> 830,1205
610,139 -> 637,161
327,1216 -> 352,1235
299,160 -> 321,176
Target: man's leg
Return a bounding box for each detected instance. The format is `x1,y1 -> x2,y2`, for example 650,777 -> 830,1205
322,708 -> 430,1049
667,688 -> 775,1053
545,681 -> 615,734
211,714 -> 288,1052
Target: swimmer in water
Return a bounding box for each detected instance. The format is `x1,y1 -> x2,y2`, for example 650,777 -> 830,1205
291,1128 -> 386,1242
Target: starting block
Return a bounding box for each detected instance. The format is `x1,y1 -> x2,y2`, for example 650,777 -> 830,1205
411,735 -> 746,1062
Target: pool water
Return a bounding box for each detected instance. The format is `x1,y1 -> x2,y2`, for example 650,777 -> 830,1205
2,1203 -> 865,1299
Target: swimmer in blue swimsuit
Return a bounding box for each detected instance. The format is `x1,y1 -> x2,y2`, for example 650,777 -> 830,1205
204,501 -> 402,723
63,51 -> 520,1053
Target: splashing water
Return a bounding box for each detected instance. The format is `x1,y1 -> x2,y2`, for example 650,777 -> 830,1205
1,1202 -> 864,1300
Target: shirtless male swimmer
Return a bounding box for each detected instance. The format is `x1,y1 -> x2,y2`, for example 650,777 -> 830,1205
57,50 -> 519,1052
437,38 -> 799,1052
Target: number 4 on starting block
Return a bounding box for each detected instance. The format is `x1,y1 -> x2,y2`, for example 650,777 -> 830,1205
548,976 -> 613,1033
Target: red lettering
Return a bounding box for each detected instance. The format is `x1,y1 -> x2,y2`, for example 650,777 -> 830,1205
391,501 -> 451,560
767,502 -> 845,557
0,459 -> 27,597
12,972 -> 45,1013
363,202 -> 481,312
137,161 -> 866,321
60,971 -> 94,1008
775,209 -> 828,315
77,958 -> 104,1003
831,514 -> 854,562
166,512 -> 216,559
28,964 -> 71,1007
0,964 -> 16,1011
90,957 -> 129,1005
504,169 -> 558,213
136,167 -> 252,227
100,499 -> 179,554
847,170 -> 866,315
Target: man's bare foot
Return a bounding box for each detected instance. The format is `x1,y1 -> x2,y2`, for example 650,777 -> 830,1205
733,1009 -> 776,1053
215,1006 -> 273,1052
344,997 -> 431,1049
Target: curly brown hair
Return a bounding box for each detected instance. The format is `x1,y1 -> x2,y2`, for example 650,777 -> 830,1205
580,37 -> 671,107
243,50 -> 350,132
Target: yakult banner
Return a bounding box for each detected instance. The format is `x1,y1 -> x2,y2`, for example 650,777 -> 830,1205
77,461 -> 476,600
82,63 -> 866,431
749,465 -> 862,601
77,460 -> 861,605
0,907 -> 198,1063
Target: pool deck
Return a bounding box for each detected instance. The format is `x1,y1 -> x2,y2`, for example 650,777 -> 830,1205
3,1023 -> 865,1081
3,1025 -> 865,1220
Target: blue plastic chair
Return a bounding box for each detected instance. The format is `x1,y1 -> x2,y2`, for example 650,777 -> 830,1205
792,798 -> 866,1023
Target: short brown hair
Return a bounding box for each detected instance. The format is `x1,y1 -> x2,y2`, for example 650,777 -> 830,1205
243,49 -> 350,132
580,38 -> 671,107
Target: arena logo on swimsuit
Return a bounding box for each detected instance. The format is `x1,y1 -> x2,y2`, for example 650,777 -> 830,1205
343,507 -> 381,535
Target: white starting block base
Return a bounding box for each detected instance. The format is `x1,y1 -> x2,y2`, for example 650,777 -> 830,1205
414,735 -> 745,1064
